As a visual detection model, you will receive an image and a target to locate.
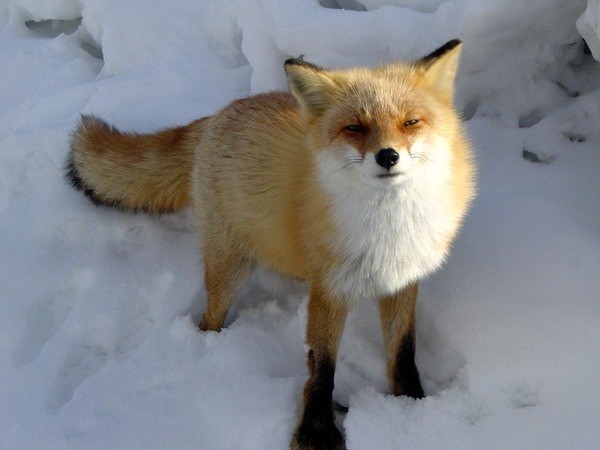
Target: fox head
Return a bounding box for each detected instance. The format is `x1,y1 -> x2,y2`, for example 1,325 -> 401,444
285,40 -> 464,188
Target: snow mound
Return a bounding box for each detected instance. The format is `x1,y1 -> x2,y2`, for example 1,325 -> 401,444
578,0 -> 600,60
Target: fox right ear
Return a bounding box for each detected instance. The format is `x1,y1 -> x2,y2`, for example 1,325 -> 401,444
415,39 -> 463,103
284,59 -> 337,117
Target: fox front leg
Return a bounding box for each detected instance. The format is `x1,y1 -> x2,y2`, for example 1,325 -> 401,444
378,283 -> 424,398
292,283 -> 348,450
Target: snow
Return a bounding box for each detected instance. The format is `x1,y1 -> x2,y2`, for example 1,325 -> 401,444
1,0 -> 599,448
578,0 -> 600,61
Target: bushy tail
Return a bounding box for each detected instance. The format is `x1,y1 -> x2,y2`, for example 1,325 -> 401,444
65,115 -> 206,214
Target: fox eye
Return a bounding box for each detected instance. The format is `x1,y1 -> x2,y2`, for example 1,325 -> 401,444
403,119 -> 419,127
344,124 -> 367,133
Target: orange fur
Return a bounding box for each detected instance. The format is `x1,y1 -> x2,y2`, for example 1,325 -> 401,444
67,115 -> 205,213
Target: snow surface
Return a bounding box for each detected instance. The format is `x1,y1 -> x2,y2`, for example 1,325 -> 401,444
578,0 -> 600,61
1,1 -> 599,449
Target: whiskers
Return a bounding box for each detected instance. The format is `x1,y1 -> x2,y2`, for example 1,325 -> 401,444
329,156 -> 364,176
410,151 -> 432,164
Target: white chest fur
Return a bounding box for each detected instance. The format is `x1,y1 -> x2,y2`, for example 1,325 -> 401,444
317,151 -> 457,304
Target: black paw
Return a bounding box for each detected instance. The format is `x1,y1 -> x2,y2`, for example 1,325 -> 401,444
292,419 -> 346,450
392,367 -> 424,399
394,381 -> 424,399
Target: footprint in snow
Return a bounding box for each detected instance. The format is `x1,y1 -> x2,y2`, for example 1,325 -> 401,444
47,335 -> 113,410
563,131 -> 586,143
503,379 -> 540,409
522,149 -> 556,164
11,270 -> 94,367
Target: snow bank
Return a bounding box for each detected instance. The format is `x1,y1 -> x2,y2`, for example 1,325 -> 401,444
0,0 -> 80,24
578,0 -> 600,60
1,0 -> 599,449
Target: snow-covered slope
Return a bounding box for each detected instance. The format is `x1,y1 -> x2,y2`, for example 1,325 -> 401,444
1,1 -> 599,448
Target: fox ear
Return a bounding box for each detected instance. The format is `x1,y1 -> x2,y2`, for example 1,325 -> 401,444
416,39 -> 463,103
284,59 -> 337,117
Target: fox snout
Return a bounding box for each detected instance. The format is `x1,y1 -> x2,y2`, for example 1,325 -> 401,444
374,147 -> 412,179
375,148 -> 400,170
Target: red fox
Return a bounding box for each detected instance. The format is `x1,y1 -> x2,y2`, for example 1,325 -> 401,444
66,39 -> 475,449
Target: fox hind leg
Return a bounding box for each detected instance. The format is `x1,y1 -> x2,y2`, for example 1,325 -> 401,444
199,234 -> 253,332
378,283 -> 424,398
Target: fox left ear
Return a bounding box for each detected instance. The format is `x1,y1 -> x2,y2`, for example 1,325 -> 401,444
416,39 -> 463,103
284,59 -> 338,117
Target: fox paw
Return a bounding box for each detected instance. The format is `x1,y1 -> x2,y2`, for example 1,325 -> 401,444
291,421 -> 346,450
393,381 -> 424,399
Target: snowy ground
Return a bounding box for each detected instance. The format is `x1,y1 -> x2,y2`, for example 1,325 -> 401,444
1,1 -> 599,449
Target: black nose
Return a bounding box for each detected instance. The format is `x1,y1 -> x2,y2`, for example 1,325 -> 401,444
375,148 -> 399,170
